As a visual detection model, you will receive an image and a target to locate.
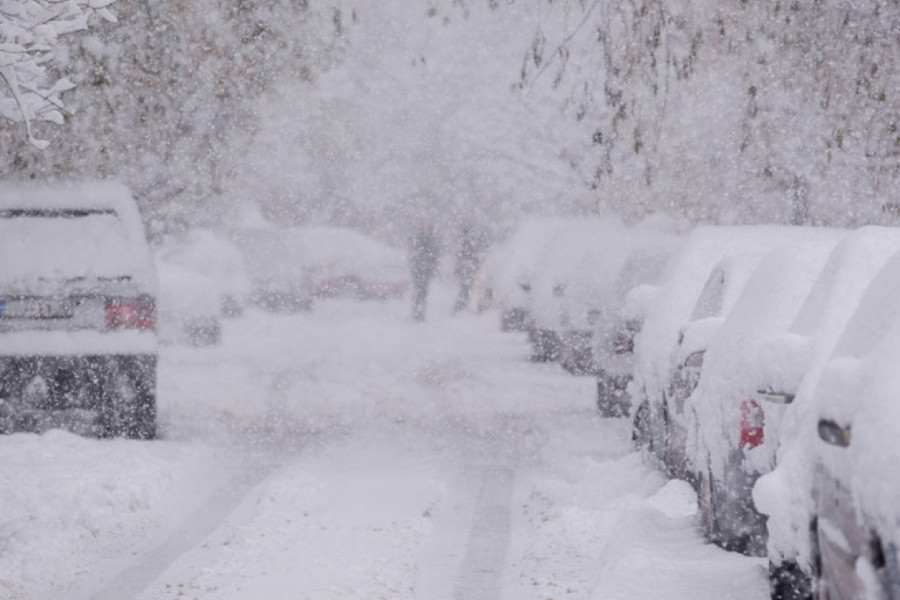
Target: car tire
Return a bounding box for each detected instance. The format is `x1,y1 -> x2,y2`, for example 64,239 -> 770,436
632,399 -> 652,449
598,376 -> 630,418
809,517 -> 828,600
769,559 -> 813,600
99,355 -> 157,440
528,328 -> 561,362
597,377 -> 614,417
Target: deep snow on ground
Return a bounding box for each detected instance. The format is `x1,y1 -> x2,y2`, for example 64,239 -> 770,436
0,284 -> 766,600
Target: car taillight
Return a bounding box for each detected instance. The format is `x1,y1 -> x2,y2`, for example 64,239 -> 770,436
105,296 -> 156,331
740,398 -> 765,449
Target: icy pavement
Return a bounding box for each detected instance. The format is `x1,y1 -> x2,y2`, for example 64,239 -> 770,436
0,286 -> 767,600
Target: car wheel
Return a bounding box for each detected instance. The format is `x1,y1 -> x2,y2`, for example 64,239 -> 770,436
528,328 -> 560,362
769,559 -> 813,600
632,399 -> 651,449
809,517 -> 829,600
100,356 -> 157,440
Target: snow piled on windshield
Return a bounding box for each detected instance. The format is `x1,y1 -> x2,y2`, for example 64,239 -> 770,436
0,213 -> 136,287
633,226 -> 803,410
0,182 -> 155,292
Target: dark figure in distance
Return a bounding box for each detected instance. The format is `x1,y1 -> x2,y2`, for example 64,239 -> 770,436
453,225 -> 483,313
408,222 -> 440,321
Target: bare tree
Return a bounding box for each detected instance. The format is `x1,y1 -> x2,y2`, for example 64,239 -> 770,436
0,0 -> 117,148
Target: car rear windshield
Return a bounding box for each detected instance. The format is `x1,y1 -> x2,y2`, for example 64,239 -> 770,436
0,209 -> 138,286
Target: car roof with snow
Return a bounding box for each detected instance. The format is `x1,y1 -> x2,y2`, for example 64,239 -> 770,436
633,225 -> 803,399
294,225 -> 407,279
483,216 -> 584,305
673,251 -> 775,359
693,229 -> 846,398
527,217 -> 629,327
531,221 -> 680,331
229,226 -> 307,281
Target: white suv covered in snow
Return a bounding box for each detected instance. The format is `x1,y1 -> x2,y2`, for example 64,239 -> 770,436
0,182 -> 158,439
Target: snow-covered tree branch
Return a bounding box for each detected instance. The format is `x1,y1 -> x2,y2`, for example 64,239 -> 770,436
0,0 -> 116,149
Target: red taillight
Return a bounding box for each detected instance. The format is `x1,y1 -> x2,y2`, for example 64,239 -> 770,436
105,297 -> 156,331
740,399 -> 765,449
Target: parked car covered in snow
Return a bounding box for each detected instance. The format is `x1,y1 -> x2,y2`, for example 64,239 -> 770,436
526,217 -> 626,362
630,226 -> 799,463
592,282 -> 657,417
559,221 -> 678,378
482,217 -> 577,333
684,229 -> 846,556
805,259 -> 900,600
751,247 -> 900,600
750,228 -> 900,600
154,260 -> 222,346
154,229 -> 251,346
156,229 -> 250,318
0,182 -> 158,439
296,226 -> 409,300
653,248 -> 774,473
230,227 -> 312,313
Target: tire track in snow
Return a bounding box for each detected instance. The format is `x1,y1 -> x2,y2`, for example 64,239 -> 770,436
413,464 -> 516,600
77,449 -> 280,600
452,465 -> 515,600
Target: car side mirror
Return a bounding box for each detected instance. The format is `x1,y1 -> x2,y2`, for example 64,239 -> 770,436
756,390 -> 795,405
818,419 -> 852,448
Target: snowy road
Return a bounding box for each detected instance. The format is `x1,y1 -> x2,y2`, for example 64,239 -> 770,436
1,287 -> 767,600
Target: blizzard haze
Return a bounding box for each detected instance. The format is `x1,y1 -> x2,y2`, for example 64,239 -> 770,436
230,1 -> 592,236
5,1 -> 900,599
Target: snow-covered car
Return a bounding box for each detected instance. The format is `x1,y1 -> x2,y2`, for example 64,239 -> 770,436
0,182 -> 158,439
157,229 -> 250,318
762,247 -> 900,600
592,283 -> 657,417
525,217 -> 630,362
155,260 -> 222,346
684,229 -> 846,556
482,217 -> 578,333
153,230 -> 252,346
748,228 -> 900,600
230,227 -> 312,313
560,222 -> 678,378
296,226 -> 409,300
655,249 -> 776,477
630,226 -> 800,463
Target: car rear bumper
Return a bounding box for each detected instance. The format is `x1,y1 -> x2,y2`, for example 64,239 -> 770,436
0,354 -> 157,436
0,330 -> 158,357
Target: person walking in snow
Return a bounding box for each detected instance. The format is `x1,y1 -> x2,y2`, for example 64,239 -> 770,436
408,221 -> 440,321
453,224 -> 483,313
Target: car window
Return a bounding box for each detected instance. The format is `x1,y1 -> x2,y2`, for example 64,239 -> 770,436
690,265 -> 726,320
